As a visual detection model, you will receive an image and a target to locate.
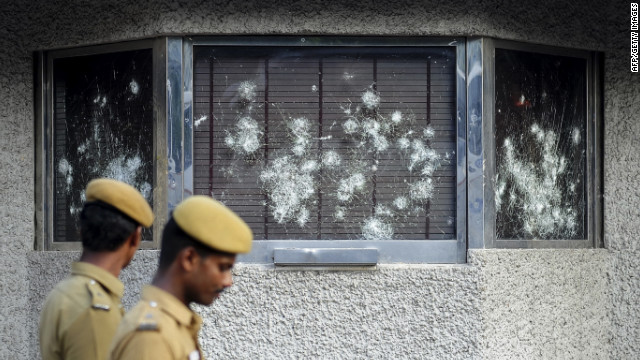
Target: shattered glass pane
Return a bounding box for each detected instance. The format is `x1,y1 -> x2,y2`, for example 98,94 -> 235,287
194,46 -> 457,241
53,49 -> 154,242
494,49 -> 587,240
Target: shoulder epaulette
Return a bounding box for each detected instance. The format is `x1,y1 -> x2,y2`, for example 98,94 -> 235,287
86,280 -> 111,311
135,302 -> 161,331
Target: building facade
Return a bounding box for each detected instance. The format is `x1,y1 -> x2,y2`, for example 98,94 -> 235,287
0,1 -> 637,359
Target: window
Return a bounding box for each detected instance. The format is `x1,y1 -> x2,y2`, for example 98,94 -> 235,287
187,37 -> 467,264
466,39 -> 603,249
35,40 -> 166,250
36,36 -> 602,259
494,49 -> 587,239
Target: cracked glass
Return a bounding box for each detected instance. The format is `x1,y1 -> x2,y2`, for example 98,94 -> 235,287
53,49 -> 154,242
494,48 -> 587,240
193,46 -> 457,241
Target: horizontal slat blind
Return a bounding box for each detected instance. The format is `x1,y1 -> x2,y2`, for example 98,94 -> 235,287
194,46 -> 456,240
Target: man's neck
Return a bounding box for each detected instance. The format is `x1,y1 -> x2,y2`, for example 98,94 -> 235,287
152,271 -> 189,306
79,251 -> 124,278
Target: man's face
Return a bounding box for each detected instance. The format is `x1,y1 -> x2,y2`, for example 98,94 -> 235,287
187,252 -> 236,306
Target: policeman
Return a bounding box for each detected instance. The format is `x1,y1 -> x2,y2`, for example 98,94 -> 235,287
109,195 -> 252,360
39,178 -> 154,360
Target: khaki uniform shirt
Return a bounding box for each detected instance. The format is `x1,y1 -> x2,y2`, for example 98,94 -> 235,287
109,285 -> 204,360
39,262 -> 125,360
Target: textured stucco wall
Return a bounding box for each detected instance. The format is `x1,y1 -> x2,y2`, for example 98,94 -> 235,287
470,249 -> 613,359
27,250 -> 613,360
601,1 -> 640,356
0,0 -> 637,359
0,0 -> 35,358
28,252 -> 483,359
599,2 -> 640,358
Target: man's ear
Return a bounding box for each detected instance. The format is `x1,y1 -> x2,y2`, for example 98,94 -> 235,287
129,226 -> 142,249
121,226 -> 143,269
179,247 -> 200,272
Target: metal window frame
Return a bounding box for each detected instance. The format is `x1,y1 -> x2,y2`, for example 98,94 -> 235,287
181,36 -> 468,264
35,39 -> 168,250
466,37 -> 603,249
34,35 -> 603,259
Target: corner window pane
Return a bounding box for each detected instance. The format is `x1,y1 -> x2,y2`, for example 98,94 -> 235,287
494,48 -> 587,240
53,49 -> 154,242
193,46 -> 456,240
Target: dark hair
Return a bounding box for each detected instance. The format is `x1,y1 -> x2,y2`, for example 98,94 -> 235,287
158,217 -> 231,270
80,202 -> 138,252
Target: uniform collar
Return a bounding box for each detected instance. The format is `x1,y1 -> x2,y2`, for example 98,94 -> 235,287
142,285 -> 202,331
71,261 -> 125,298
